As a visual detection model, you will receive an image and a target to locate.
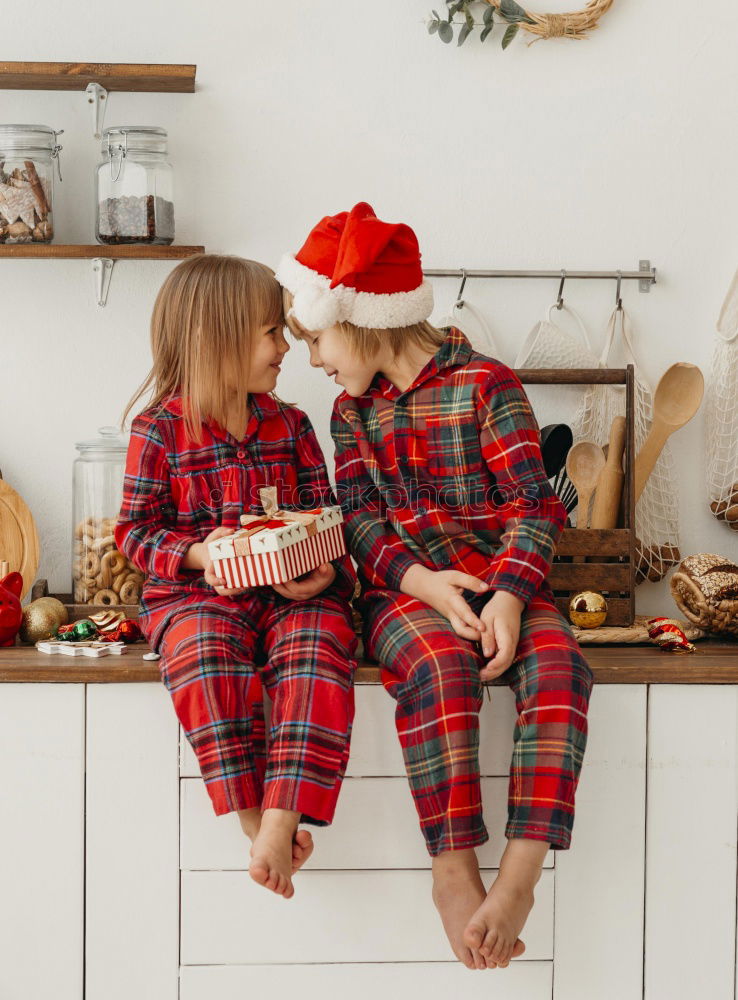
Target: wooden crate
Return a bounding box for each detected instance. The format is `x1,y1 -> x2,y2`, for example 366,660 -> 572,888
30,580 -> 141,621
517,366 -> 636,627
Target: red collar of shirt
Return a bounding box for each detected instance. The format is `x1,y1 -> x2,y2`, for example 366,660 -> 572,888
157,391 -> 280,440
336,326 -> 475,417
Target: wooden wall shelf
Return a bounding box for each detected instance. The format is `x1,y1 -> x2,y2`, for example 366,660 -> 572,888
0,244 -> 204,260
0,62 -> 196,92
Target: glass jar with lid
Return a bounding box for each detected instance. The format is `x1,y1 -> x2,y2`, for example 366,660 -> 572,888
96,126 -> 175,245
0,124 -> 63,243
72,426 -> 143,607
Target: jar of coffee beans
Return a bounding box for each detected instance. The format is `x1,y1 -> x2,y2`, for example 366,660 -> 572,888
96,126 -> 174,245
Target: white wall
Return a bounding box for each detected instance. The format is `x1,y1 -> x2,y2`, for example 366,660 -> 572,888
2,0 -> 737,611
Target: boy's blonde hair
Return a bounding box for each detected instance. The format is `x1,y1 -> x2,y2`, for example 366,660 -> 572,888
282,287 -> 446,362
122,254 -> 283,442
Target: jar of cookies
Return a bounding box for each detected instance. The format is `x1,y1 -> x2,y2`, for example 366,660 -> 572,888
95,126 -> 174,245
0,124 -> 63,243
72,426 -> 143,607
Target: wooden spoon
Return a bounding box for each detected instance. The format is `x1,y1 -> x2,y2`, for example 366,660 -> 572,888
633,363 -> 704,502
566,442 -> 607,551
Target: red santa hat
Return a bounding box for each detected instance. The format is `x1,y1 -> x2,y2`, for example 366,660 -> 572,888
276,202 -> 434,331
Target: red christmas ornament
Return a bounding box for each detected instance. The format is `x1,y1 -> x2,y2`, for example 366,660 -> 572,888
647,616 -> 696,653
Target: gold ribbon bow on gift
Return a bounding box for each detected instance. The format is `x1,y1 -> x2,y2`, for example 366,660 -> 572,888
232,486 -> 324,556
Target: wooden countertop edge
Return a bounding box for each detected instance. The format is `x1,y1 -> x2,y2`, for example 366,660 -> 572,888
0,641 -> 736,684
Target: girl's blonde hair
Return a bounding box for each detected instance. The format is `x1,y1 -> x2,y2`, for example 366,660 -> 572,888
122,254 -> 283,442
282,287 -> 446,361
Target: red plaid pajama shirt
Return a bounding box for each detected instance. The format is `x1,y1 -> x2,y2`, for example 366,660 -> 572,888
115,392 -> 358,822
331,327 -> 594,854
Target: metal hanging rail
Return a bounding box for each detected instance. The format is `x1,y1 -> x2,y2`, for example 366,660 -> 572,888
424,260 -> 656,294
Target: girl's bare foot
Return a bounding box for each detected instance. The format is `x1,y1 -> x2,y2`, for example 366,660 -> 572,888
248,808 -> 299,898
432,849 -> 488,970
291,828 -> 314,873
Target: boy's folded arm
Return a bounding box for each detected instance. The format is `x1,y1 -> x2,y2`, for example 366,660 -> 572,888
292,409 -> 357,600
114,416 -> 201,582
331,405 -> 423,591
477,366 -> 567,607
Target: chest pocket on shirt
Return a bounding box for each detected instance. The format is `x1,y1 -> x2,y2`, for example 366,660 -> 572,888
424,411 -> 485,477
170,463 -> 243,527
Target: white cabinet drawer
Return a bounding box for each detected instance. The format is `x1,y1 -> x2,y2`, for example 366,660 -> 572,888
180,684 -> 518,778
181,961 -> 553,1000
181,774 -> 555,871
181,868 -> 554,965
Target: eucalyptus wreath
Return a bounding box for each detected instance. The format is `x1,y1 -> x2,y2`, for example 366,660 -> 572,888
428,0 -> 614,50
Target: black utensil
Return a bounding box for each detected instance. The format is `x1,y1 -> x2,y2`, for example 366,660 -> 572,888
540,424 -> 573,479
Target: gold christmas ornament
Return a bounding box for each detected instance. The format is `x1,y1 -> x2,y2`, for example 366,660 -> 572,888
19,596 -> 68,644
568,590 -> 608,629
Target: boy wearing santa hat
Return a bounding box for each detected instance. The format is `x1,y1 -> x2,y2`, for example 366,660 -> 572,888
277,203 -> 594,972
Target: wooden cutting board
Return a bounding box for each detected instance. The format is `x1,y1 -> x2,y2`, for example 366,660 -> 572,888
0,472 -> 40,602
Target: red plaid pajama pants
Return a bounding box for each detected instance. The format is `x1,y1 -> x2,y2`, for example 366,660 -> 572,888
151,589 -> 357,823
361,584 -> 594,856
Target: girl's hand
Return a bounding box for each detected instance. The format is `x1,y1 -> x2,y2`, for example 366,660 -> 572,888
199,527 -> 253,598
479,591 -> 524,681
271,563 -> 336,601
400,565 -> 489,641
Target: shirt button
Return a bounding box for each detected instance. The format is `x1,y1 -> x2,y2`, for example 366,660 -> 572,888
417,505 -> 427,516
236,450 -> 246,460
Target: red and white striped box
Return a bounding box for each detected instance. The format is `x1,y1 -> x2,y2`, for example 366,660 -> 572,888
208,506 -> 346,588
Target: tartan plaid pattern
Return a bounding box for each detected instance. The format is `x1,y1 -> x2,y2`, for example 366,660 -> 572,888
362,584 -> 593,855
158,589 -> 356,821
115,391 -> 356,651
115,392 -> 358,820
331,327 -> 567,606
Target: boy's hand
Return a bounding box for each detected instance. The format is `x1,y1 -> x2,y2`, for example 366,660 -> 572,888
400,564 -> 489,641
271,563 -> 336,601
479,591 -> 524,681
196,527 -> 254,598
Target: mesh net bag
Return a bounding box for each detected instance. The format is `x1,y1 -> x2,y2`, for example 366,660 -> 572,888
514,301 -> 600,437
570,304 -> 681,584
441,298 -> 502,358
705,268 -> 738,529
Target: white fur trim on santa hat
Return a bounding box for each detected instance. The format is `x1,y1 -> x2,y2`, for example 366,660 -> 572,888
276,253 -> 434,331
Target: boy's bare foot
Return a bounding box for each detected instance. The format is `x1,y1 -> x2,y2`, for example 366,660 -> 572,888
291,828 -> 314,873
432,849 -> 489,970
464,876 -> 532,967
463,837 -> 548,968
248,808 -> 299,898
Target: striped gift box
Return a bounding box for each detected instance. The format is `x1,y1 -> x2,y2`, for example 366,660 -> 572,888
208,506 -> 346,588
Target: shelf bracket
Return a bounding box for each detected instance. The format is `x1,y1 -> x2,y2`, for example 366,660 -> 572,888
92,258 -> 114,307
639,259 -> 654,293
85,82 -> 108,139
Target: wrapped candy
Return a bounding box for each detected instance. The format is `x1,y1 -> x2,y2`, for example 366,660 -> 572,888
98,619 -> 143,644
646,616 -> 696,653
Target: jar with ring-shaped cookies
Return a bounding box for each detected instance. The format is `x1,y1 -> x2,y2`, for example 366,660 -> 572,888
72,426 -> 142,607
